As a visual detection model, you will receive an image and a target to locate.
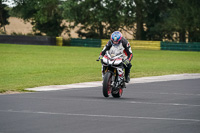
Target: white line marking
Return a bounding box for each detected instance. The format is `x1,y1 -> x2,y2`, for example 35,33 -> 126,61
66,113 -> 200,122
0,109 -> 199,122
26,73 -> 200,91
127,101 -> 200,107
129,73 -> 200,84
12,95 -> 200,107
26,82 -> 102,91
134,92 -> 200,96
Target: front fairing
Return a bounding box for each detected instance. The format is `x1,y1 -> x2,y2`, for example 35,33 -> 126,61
102,58 -> 122,65
102,52 -> 123,66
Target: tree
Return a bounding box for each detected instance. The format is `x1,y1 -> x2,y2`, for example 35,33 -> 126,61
12,0 -> 64,36
122,0 -> 173,41
144,0 -> 173,41
134,0 -> 145,40
0,0 -> 10,33
62,0 -> 127,39
163,0 -> 200,42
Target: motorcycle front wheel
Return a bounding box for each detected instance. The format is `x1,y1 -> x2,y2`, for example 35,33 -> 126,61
112,87 -> 123,98
102,72 -> 112,97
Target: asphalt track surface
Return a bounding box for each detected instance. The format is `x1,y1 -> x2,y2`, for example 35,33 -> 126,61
0,79 -> 200,133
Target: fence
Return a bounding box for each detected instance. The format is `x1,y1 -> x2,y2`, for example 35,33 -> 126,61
0,35 -> 56,45
1,35 -> 199,51
101,39 -> 160,50
70,38 -> 101,47
129,40 -> 161,50
101,39 -> 199,51
161,42 -> 200,51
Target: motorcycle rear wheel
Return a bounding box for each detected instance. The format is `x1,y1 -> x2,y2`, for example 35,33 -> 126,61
102,72 -> 112,97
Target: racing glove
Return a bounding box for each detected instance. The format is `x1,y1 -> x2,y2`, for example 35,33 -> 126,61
99,55 -> 103,60
123,59 -> 130,66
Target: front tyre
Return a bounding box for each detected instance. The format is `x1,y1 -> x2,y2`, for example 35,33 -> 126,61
103,72 -> 112,97
112,87 -> 123,98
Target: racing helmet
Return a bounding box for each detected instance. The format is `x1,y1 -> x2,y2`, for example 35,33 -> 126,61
111,31 -> 122,44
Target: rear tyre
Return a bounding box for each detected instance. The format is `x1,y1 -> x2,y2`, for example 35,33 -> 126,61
103,72 -> 112,97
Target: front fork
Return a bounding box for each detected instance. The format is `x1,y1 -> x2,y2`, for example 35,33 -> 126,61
102,66 -> 125,89
111,68 -> 125,89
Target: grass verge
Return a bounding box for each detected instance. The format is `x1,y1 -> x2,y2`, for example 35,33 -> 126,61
0,44 -> 200,92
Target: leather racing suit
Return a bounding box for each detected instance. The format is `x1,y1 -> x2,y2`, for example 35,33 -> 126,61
100,37 -> 133,82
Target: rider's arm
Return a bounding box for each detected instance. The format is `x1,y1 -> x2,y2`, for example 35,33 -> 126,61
122,38 -> 133,61
100,40 -> 112,56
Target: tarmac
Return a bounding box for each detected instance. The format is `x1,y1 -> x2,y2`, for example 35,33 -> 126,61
0,74 -> 200,133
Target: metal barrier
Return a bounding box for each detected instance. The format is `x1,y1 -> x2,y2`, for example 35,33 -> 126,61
161,42 -> 200,51
56,37 -> 63,46
101,39 -> 200,51
70,38 -> 101,47
101,39 -> 109,48
101,39 -> 161,50
129,40 -> 160,50
0,35 -> 56,45
1,35 -> 199,51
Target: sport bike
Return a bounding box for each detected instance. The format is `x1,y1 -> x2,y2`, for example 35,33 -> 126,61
97,51 -> 127,98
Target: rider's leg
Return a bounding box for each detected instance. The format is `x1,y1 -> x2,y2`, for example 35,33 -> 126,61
117,67 -> 124,83
125,63 -> 132,83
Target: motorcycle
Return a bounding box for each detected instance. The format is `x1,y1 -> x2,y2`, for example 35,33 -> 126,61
97,51 -> 127,98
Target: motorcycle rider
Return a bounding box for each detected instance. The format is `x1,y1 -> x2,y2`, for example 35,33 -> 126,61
99,31 -> 133,83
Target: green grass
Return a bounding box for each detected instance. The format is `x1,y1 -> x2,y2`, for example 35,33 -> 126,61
0,44 -> 200,93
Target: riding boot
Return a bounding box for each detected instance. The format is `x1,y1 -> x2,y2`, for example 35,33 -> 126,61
125,64 -> 132,83
125,72 -> 130,83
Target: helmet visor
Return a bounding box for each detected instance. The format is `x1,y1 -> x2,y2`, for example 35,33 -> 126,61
112,40 -> 120,44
